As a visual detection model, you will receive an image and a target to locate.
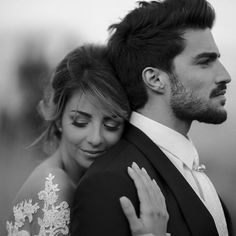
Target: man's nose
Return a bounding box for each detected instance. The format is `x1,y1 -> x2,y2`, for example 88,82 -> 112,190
216,61 -> 231,84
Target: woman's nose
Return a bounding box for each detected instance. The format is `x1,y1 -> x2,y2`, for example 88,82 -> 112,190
87,127 -> 104,146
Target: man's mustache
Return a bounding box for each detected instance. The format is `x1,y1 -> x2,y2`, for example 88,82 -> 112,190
210,84 -> 227,98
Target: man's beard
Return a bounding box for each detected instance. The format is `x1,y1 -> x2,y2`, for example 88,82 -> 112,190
169,74 -> 227,124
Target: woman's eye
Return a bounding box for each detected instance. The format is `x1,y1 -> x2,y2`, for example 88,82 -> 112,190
71,115 -> 90,128
104,121 -> 122,131
72,120 -> 88,128
70,112 -> 90,128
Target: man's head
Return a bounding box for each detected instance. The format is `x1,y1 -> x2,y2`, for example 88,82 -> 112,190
169,28 -> 231,124
108,0 -> 231,124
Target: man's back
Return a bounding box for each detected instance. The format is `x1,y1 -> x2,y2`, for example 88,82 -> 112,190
70,123 -> 219,236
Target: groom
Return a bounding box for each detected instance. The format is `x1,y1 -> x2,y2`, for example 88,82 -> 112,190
71,0 -> 233,235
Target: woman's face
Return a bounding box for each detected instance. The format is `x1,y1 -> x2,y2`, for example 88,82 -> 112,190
59,91 -> 124,169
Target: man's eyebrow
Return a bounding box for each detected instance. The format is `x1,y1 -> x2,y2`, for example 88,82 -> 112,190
193,52 -> 220,61
71,110 -> 91,118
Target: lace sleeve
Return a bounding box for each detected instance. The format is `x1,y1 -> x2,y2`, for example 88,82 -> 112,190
6,173 -> 70,236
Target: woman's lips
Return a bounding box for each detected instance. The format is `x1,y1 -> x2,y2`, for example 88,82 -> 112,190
81,149 -> 107,157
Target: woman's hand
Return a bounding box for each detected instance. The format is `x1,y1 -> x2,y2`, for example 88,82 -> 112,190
120,162 -> 169,236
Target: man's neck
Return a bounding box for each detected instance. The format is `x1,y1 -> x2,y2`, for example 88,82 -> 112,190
136,106 -> 192,138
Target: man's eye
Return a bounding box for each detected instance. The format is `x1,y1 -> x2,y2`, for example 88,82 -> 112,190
198,59 -> 211,65
197,57 -> 216,67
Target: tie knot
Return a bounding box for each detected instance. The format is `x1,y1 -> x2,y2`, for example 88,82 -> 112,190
193,163 -> 206,172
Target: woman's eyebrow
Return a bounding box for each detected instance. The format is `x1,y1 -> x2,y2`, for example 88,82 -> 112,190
104,116 -> 122,122
70,110 -> 92,118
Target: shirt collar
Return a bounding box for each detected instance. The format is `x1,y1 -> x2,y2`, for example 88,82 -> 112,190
130,111 -> 199,170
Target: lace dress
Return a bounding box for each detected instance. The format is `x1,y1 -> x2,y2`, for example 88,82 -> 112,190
6,173 -> 70,236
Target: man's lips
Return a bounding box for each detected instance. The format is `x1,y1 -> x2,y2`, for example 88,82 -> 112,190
214,89 -> 226,96
210,84 -> 227,98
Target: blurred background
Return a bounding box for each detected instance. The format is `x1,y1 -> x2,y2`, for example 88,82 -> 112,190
0,0 -> 235,234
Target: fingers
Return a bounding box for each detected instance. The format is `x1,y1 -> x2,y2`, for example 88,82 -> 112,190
127,164 -> 150,211
128,163 -> 159,214
142,167 -> 168,220
119,196 -> 142,234
128,162 -> 169,220
152,179 -> 168,218
142,167 -> 166,213
123,163 -> 169,236
140,167 -> 159,209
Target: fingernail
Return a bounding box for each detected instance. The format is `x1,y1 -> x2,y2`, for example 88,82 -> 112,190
132,162 -> 140,170
119,196 -> 130,207
128,166 -> 134,173
141,167 -> 147,174
153,179 -> 158,186
119,196 -> 127,201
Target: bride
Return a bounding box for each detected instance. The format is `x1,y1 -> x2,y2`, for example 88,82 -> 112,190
6,44 -> 168,236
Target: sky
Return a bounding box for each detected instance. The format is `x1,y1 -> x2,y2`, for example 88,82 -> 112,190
0,0 -> 235,102
0,0 -> 235,41
0,0 -> 235,143
0,0 -> 235,120
0,0 -> 235,152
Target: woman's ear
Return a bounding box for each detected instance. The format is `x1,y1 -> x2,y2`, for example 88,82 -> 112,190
142,67 -> 167,93
56,120 -> 62,132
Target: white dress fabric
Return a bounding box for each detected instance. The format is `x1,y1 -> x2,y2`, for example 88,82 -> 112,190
6,173 -> 70,236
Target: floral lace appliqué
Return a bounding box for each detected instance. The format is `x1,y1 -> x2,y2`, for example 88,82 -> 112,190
6,200 -> 39,236
6,173 -> 70,236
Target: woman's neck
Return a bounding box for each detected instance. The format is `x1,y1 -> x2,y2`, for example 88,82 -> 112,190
53,148 -> 86,187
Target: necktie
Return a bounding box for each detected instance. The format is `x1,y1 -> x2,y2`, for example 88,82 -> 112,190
192,162 -> 228,236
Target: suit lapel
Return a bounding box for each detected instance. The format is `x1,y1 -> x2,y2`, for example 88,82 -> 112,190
124,122 -> 219,236
220,198 -> 233,236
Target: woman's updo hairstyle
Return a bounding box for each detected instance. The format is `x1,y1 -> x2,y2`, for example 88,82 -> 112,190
38,44 -> 130,153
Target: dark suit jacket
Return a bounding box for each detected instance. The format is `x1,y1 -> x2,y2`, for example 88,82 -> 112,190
70,122 -> 233,236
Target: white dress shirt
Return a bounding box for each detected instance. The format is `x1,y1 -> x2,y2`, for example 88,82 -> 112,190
130,111 -> 228,236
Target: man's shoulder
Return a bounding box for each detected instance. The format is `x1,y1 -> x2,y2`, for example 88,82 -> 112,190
89,137 -> 144,171
89,123 -> 161,172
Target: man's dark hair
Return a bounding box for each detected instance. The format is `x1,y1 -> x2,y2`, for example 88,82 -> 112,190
107,0 -> 215,110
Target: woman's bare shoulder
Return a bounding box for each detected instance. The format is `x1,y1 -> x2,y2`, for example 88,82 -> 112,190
14,160 -> 75,205
6,160 -> 73,236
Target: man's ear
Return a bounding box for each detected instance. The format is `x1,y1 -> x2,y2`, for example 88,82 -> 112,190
142,67 -> 167,93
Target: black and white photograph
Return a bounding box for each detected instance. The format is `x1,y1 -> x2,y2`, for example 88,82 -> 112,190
0,0 -> 235,235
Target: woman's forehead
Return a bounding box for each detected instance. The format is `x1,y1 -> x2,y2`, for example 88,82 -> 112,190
66,91 -> 118,118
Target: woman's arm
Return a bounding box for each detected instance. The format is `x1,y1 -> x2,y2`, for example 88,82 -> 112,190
120,162 -> 169,236
6,169 -> 73,236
